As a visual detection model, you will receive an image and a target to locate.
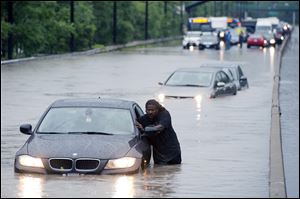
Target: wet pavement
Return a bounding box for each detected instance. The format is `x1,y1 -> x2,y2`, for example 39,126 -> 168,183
1,30 -> 298,197
280,26 -> 299,198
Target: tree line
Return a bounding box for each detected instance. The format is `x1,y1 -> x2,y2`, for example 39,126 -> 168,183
1,1 -> 185,60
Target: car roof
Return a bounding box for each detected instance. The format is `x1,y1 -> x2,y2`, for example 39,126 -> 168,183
50,98 -> 136,108
174,67 -> 220,73
199,63 -> 239,69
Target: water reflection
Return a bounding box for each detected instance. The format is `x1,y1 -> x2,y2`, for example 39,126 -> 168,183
219,45 -> 224,61
139,165 -> 182,197
269,47 -> 275,73
17,174 -> 44,198
112,175 -> 135,198
195,96 -> 202,121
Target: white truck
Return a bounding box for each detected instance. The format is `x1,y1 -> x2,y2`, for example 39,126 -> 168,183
255,18 -> 276,47
209,17 -> 228,40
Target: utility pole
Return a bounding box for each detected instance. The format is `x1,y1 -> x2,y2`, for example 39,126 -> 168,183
70,1 -> 75,52
7,1 -> 13,59
113,1 -> 117,44
145,1 -> 148,40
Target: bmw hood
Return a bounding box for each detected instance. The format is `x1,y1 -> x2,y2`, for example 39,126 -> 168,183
27,134 -> 136,159
157,86 -> 211,98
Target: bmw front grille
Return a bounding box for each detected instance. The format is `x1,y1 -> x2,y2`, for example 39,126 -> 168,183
49,158 -> 73,172
75,158 -> 100,172
49,158 -> 100,172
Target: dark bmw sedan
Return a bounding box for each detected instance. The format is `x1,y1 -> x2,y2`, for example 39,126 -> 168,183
14,98 -> 151,175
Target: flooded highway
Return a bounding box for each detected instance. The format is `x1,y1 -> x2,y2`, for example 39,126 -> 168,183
0,36 -> 292,197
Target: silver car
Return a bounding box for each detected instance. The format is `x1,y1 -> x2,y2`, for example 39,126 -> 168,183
198,32 -> 220,50
200,63 -> 249,91
156,67 -> 237,103
182,31 -> 201,49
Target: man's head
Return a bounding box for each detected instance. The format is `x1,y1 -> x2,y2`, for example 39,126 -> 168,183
145,99 -> 164,119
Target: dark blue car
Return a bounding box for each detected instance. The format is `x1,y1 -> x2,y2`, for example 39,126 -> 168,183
14,98 -> 151,175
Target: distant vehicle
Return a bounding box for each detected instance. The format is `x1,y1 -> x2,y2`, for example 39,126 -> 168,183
227,18 -> 240,29
209,17 -> 228,41
274,26 -> 285,45
187,17 -> 212,32
198,32 -> 220,50
229,28 -> 240,45
182,31 -> 201,49
255,18 -> 276,47
156,67 -> 237,103
247,34 -> 268,48
199,63 -> 249,91
14,98 -> 151,175
280,21 -> 292,35
241,18 -> 257,34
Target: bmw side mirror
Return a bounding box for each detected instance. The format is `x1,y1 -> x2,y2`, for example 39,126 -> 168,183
20,124 -> 33,135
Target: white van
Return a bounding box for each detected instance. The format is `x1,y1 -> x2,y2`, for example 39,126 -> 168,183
255,18 -> 276,47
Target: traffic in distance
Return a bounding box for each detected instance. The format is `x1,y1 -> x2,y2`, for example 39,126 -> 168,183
182,16 -> 292,50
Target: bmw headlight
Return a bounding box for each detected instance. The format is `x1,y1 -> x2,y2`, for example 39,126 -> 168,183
264,40 -> 268,44
158,93 -> 165,103
105,157 -> 136,169
18,155 -> 44,168
270,39 -> 275,44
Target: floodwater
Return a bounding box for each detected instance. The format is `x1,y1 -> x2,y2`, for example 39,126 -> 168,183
1,36 -> 293,197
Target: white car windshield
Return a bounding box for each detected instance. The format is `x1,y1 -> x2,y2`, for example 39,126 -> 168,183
165,71 -> 213,87
37,107 -> 134,135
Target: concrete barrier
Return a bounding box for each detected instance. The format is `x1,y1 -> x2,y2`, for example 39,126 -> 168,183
269,32 -> 292,198
1,36 -> 182,65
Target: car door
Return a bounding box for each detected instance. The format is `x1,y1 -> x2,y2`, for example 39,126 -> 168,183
219,71 -> 232,94
133,104 -> 151,168
237,66 -> 248,88
214,72 -> 225,96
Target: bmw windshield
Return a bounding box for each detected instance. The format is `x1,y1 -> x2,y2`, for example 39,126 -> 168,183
37,107 -> 134,135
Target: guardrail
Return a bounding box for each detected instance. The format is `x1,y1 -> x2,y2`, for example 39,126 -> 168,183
269,31 -> 292,198
1,36 -> 182,65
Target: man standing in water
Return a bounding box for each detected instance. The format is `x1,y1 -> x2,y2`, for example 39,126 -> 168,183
135,99 -> 181,165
